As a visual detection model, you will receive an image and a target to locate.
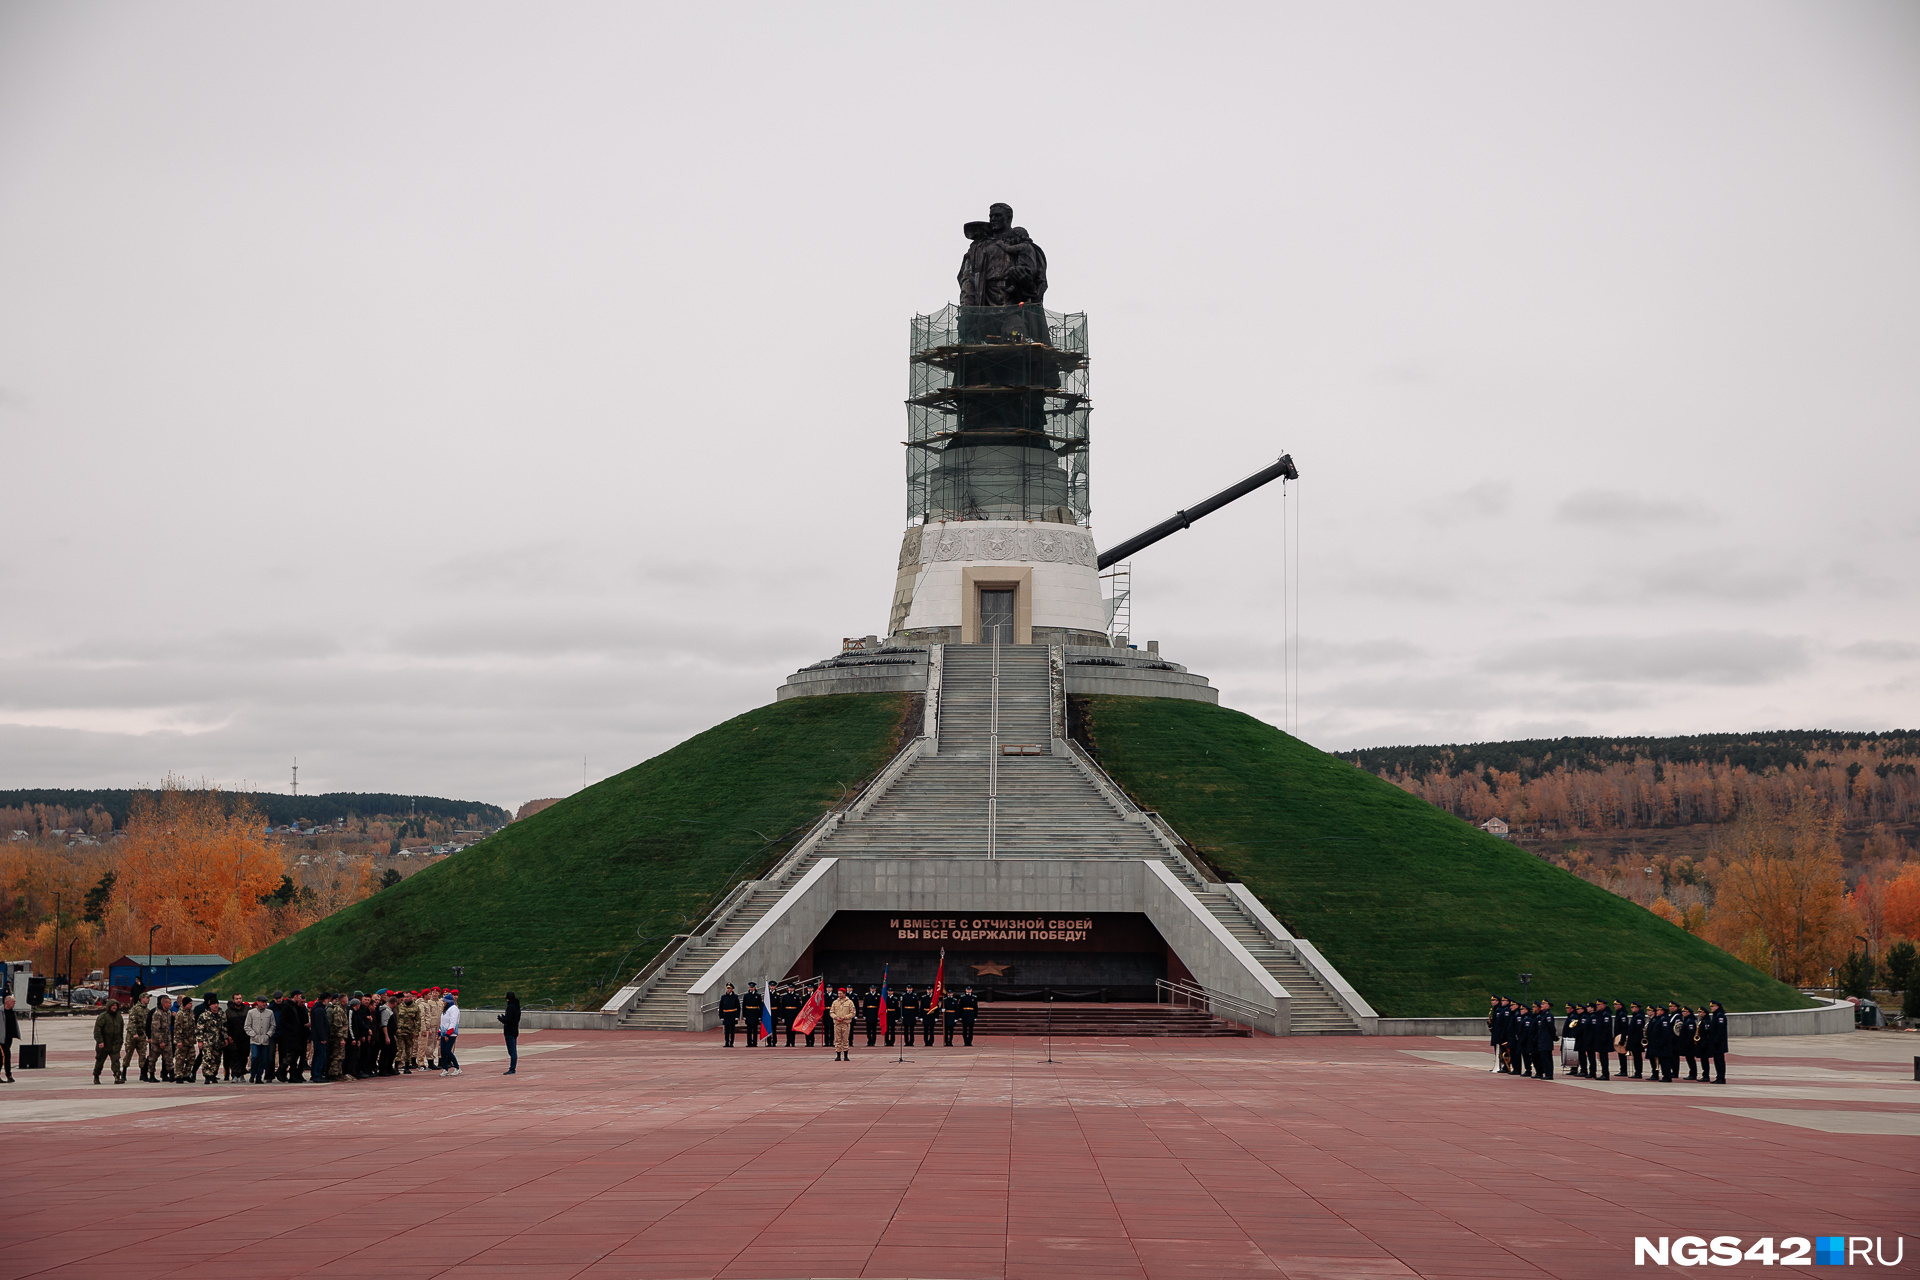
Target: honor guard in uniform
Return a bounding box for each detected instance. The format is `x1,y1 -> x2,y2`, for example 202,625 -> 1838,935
895,986 -> 917,1049
923,987 -> 939,1048
1488,997 -> 1506,1072
1621,1002 -> 1645,1078
941,990 -> 960,1046
1679,1006 -> 1701,1081
1560,1003 -> 1582,1075
1591,1003 -> 1611,1079
1507,1001 -> 1530,1076
959,987 -> 979,1045
1700,1000 -> 1728,1083
744,984 -> 763,1047
1608,1001 -> 1628,1077
862,987 -> 879,1046
718,984 -> 740,1047
1648,1003 -> 1672,1080
777,984 -> 801,1046
1531,1000 -> 1555,1079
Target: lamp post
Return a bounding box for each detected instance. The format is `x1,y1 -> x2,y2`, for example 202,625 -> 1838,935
1519,972 -> 1533,1000
51,894 -> 59,1003
146,924 -> 159,990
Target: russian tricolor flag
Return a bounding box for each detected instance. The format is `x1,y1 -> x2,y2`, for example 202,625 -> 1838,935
760,976 -> 774,1040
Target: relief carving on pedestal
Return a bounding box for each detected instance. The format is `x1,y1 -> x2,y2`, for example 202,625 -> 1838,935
919,523 -> 1095,568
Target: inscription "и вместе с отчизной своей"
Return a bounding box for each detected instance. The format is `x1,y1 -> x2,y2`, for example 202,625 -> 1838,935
889,917 -> 1093,943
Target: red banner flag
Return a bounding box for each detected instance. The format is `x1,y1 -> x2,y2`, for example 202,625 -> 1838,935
793,978 -> 826,1035
929,949 -> 945,1013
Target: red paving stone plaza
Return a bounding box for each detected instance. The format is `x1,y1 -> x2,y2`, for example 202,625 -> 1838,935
4,1024 -> 1916,1279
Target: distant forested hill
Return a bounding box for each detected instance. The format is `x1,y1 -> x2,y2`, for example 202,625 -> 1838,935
0,788 -> 508,830
1335,730 -> 1917,782
1333,731 -> 1918,842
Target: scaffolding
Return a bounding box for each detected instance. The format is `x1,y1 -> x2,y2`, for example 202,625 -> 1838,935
1100,562 -> 1131,646
906,303 -> 1090,526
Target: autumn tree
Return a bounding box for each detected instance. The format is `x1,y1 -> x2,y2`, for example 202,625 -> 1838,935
1708,790 -> 1856,985
112,777 -> 287,960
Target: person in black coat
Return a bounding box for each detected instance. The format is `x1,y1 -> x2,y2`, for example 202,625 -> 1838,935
1530,1000 -> 1555,1079
959,987 -> 979,1046
307,996 -> 329,1082
1700,1000 -> 1729,1083
717,984 -> 740,1047
499,992 -> 521,1074
280,990 -> 308,1082
1591,1003 -> 1611,1080
1488,997 -> 1506,1072
862,987 -> 879,1047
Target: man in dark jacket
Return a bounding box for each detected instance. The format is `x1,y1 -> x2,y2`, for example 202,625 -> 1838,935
718,984 -> 740,1047
280,990 -> 308,1082
307,996 -> 329,1082
223,997 -> 249,1081
862,987 -> 880,1047
1531,1000 -> 1555,1079
959,987 -> 979,1046
1701,1000 -> 1729,1083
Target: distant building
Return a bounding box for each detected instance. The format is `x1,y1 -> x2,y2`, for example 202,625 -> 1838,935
107,953 -> 231,997
1480,817 -> 1510,839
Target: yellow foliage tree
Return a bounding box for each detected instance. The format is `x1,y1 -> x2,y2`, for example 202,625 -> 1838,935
1708,789 -> 1855,984
114,777 -> 286,960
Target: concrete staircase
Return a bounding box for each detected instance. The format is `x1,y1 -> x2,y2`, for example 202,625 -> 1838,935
619,642 -> 1363,1033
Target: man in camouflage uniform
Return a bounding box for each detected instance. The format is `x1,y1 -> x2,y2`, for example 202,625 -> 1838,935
193,996 -> 227,1083
170,996 -> 197,1082
415,990 -> 439,1070
92,998 -> 127,1083
325,993 -> 349,1080
125,994 -> 153,1082
148,995 -> 173,1080
397,991 -> 421,1074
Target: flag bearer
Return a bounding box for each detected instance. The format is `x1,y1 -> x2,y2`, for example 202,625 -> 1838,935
744,984 -> 762,1047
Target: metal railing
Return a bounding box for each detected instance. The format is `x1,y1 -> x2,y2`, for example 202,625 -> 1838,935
1155,978 -> 1268,1030
987,623 -> 1000,860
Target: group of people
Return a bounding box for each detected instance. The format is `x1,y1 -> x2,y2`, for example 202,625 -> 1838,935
85,986 -> 495,1085
1488,996 -> 1731,1083
716,982 -> 983,1053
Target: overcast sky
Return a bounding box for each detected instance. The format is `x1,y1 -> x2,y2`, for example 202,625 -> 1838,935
2,2 -> 1916,813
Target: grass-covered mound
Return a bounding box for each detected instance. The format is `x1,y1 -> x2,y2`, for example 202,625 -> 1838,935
1079,696 -> 1813,1018
207,694 -> 911,1007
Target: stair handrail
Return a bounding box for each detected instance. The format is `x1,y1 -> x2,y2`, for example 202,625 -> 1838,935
1156,978 -> 1268,1030
923,643 -> 943,753
987,623 -> 999,860
601,932 -> 696,1016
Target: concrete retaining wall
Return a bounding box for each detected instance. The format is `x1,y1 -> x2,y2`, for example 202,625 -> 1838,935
679,856 -> 1289,1034
458,1008 -> 615,1032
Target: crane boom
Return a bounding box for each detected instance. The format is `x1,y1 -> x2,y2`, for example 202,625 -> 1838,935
1096,454 -> 1298,570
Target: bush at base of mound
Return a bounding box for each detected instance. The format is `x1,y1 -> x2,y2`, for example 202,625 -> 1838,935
1078,695 -> 1813,1019
206,694 -> 912,1007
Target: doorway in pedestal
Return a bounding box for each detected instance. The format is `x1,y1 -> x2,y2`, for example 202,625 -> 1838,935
979,588 -> 1014,642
